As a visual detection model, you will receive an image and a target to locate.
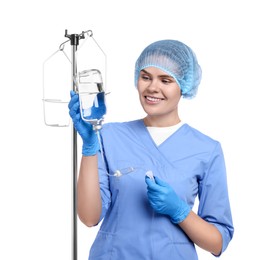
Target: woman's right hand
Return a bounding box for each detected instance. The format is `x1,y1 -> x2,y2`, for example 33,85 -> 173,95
68,90 -> 100,156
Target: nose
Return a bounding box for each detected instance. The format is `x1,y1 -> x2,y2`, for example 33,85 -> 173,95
146,79 -> 159,92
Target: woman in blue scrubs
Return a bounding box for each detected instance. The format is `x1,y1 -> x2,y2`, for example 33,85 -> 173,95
69,39 -> 234,259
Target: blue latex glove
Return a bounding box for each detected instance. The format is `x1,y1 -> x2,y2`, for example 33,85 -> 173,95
68,90 -> 106,156
145,176 -> 191,224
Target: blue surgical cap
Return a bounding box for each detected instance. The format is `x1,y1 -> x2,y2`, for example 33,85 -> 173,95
134,40 -> 202,99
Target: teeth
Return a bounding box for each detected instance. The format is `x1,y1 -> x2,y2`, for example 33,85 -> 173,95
146,96 -> 161,102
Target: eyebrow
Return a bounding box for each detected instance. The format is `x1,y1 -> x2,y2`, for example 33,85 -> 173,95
141,69 -> 174,79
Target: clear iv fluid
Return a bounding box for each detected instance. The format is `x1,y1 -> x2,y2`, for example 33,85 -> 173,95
79,91 -> 99,120
75,69 -> 105,124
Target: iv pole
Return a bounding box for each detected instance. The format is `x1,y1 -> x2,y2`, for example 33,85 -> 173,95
64,30 -> 85,260
43,29 -> 106,260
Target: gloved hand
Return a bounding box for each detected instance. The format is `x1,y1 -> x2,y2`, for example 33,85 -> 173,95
68,90 -> 106,156
145,176 -> 191,224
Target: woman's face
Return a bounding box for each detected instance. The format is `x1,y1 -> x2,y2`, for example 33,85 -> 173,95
137,66 -> 182,126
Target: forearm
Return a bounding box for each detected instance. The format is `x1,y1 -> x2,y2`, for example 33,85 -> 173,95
77,155 -> 102,227
178,211 -> 222,256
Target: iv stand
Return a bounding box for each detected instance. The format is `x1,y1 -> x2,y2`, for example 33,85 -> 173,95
64,30 -> 85,260
43,29 -> 106,260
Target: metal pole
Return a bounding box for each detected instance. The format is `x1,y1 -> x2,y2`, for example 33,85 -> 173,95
65,30 -> 81,260
71,43 -> 78,260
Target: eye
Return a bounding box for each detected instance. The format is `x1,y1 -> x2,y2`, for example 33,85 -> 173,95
161,77 -> 172,84
140,74 -> 151,81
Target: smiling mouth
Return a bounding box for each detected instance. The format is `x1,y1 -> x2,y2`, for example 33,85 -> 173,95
145,96 -> 164,102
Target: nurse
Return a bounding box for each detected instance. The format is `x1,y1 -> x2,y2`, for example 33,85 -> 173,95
68,39 -> 234,259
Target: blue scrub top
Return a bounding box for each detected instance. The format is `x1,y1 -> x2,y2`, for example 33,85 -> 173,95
89,120 -> 234,260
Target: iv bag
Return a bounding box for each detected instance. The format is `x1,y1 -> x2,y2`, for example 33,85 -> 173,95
74,69 -> 106,129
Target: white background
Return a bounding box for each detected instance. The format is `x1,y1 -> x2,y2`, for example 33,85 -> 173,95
1,0 -> 278,259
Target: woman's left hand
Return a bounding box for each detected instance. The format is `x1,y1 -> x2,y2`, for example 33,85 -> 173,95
145,176 -> 191,224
